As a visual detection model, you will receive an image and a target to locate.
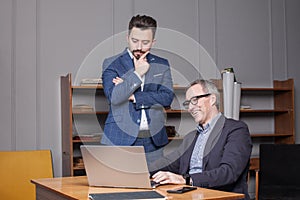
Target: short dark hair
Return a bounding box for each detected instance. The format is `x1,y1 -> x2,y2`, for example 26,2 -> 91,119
128,14 -> 157,38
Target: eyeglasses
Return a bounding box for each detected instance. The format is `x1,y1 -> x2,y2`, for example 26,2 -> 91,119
182,93 -> 211,109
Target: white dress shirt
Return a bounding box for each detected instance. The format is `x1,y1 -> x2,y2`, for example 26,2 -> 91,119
127,49 -> 149,131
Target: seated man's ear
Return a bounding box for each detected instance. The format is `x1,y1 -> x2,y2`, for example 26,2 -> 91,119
210,94 -> 217,107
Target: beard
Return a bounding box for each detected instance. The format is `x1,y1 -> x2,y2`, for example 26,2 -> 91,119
132,50 -> 146,60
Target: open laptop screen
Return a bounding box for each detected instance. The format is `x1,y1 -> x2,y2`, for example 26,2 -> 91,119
80,145 -> 153,189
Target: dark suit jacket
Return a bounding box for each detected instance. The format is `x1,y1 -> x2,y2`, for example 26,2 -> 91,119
150,114 -> 252,200
101,49 -> 174,146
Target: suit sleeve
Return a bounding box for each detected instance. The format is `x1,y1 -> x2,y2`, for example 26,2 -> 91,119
102,58 -> 142,105
134,60 -> 174,109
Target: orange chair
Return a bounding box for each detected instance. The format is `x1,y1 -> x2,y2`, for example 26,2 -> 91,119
0,150 -> 53,200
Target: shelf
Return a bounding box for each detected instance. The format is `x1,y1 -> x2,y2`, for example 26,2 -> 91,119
168,136 -> 184,140
169,133 -> 293,140
73,85 -> 186,90
73,166 -> 85,170
165,109 -> 290,114
72,85 -> 104,89
165,109 -> 188,114
73,139 -> 101,143
250,133 -> 293,138
242,87 -> 291,92
240,109 -> 290,113
173,85 -> 187,90
72,110 -> 191,115
72,111 -> 108,115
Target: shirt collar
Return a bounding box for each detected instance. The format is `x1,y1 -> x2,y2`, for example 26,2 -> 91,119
197,112 -> 221,134
127,48 -> 134,59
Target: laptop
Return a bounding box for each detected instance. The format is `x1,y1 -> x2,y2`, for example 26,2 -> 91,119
80,145 -> 160,189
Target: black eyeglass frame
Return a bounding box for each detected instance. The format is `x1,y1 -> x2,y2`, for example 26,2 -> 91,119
182,93 -> 211,109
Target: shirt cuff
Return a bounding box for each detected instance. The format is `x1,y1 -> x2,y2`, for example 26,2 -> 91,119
132,95 -> 136,103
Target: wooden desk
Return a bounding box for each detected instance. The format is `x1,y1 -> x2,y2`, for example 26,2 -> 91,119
31,176 -> 244,200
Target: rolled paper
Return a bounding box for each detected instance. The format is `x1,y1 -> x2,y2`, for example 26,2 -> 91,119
222,71 -> 234,118
233,82 -> 241,120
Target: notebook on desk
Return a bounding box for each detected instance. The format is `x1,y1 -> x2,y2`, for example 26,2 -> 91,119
80,145 -> 160,189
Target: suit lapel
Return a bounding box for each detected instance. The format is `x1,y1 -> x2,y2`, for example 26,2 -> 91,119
120,49 -> 134,72
144,54 -> 156,86
180,131 -> 199,174
203,115 -> 226,158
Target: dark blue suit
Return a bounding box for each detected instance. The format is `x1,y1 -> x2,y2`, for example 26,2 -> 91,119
101,49 -> 174,147
150,115 -> 252,200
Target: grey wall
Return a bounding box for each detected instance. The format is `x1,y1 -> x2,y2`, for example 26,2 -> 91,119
1,0 -> 300,189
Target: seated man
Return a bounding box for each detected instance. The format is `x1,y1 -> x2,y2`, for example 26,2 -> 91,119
150,79 -> 252,200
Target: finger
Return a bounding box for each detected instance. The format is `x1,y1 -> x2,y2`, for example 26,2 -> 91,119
153,177 -> 164,183
139,51 -> 150,60
152,173 -> 163,182
154,174 -> 169,184
152,173 -> 158,178
115,77 -> 123,82
133,56 -> 137,63
159,180 -> 170,184
152,172 -> 162,179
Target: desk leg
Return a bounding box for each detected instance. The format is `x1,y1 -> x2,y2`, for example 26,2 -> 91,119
248,169 -> 259,200
255,170 -> 259,200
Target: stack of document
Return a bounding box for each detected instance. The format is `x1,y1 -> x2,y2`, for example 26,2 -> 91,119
80,78 -> 102,86
72,104 -> 94,112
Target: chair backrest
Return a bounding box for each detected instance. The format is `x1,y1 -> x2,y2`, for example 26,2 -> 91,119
259,144 -> 300,200
0,150 -> 53,200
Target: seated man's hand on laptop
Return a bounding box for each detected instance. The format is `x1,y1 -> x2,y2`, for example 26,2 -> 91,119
152,171 -> 185,185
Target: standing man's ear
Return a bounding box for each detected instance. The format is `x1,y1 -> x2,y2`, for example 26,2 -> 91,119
151,39 -> 157,46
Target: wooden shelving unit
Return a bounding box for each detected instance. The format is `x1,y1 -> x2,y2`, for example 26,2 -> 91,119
240,79 -> 295,146
61,73 -> 105,176
61,74 -> 294,178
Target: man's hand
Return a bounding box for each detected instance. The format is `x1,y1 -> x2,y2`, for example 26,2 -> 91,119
112,77 -> 123,85
128,94 -> 134,101
134,51 -> 150,77
152,171 -> 186,185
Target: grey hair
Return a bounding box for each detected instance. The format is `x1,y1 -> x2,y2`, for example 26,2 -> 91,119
188,79 -> 220,109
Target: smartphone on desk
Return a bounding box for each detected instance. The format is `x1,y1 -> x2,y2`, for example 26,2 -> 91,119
167,186 -> 197,194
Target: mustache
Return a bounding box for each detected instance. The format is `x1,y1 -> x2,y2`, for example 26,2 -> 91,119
132,50 -> 146,59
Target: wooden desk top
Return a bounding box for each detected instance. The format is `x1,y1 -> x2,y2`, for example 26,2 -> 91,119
31,176 -> 244,200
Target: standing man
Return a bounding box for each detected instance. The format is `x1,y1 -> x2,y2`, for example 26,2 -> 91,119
101,15 -> 174,161
151,79 -> 252,200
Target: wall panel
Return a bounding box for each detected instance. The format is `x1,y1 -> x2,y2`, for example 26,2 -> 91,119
0,0 -> 13,150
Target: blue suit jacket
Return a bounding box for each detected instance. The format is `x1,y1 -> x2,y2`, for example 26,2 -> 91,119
101,49 -> 174,146
150,115 -> 252,200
